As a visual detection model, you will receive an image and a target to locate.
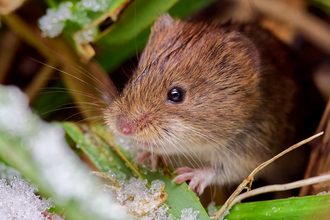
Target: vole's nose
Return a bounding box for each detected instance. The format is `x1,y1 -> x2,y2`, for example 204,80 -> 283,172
117,116 -> 134,135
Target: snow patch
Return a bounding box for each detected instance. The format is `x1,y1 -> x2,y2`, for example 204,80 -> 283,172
0,178 -> 52,220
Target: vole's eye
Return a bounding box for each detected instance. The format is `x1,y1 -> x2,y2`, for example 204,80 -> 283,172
167,87 -> 185,103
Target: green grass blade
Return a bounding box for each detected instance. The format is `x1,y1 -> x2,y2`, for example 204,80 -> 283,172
60,122 -> 211,220
95,0 -> 217,73
145,171 -> 210,219
169,0 -> 217,18
96,0 -> 179,46
93,125 -> 211,220
216,194 -> 330,220
60,122 -> 133,178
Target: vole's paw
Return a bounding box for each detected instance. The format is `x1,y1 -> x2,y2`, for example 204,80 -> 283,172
173,166 -> 215,194
136,150 -> 151,163
135,150 -> 159,171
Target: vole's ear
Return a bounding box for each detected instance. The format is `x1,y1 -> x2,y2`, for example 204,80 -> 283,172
152,13 -> 174,32
240,35 -> 260,71
228,33 -> 260,71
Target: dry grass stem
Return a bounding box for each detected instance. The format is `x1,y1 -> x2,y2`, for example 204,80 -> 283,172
0,30 -> 20,83
234,173 -> 330,205
92,171 -> 120,187
213,131 -> 324,220
24,59 -> 58,102
300,99 -> 330,196
0,0 -> 27,15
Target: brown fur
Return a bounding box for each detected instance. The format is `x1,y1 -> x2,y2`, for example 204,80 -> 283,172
105,15 -> 323,187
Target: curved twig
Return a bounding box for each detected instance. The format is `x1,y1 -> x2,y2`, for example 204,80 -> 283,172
213,131 -> 324,220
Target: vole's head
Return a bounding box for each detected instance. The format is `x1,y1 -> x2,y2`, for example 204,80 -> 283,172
105,14 -> 261,157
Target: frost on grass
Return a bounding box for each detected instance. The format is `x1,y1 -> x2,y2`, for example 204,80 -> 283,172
0,162 -> 21,182
207,201 -> 217,217
0,85 -> 130,220
0,178 -> 52,220
317,191 -> 330,195
113,135 -> 138,156
39,0 -> 114,39
101,173 -> 169,220
74,27 -> 98,44
112,135 -> 158,173
150,180 -> 165,194
180,208 -> 199,220
80,0 -> 111,12
38,2 -> 73,38
100,171 -> 201,220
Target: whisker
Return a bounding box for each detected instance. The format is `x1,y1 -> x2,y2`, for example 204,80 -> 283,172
155,137 -> 179,168
77,58 -> 117,98
89,119 -> 107,127
74,115 -> 104,124
41,87 -> 106,102
38,91 -> 105,103
187,127 -> 236,155
63,111 -> 102,122
30,58 -> 113,101
160,134 -> 197,170
239,130 -> 271,152
169,134 -> 204,168
39,106 -> 101,117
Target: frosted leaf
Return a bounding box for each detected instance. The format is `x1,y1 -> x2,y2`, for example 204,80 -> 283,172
105,169 -> 126,181
0,178 -> 52,220
317,191 -> 330,195
219,209 -> 230,220
180,208 -> 199,220
116,178 -> 151,212
150,180 -> 165,194
207,201 -> 217,216
103,174 -> 168,219
38,2 -> 73,38
70,5 -> 92,27
75,27 -> 97,43
0,162 -> 21,182
113,135 -> 139,159
113,135 -> 137,151
141,205 -> 168,220
81,0 -> 111,12
57,2 -> 73,20
167,214 -> 174,220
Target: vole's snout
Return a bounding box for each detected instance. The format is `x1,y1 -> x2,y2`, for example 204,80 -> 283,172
117,116 -> 135,135
117,113 -> 152,136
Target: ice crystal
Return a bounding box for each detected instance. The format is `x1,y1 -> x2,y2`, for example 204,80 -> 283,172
317,191 -> 330,195
38,0 -> 114,39
38,2 -> 73,38
80,0 -> 111,12
0,178 -> 52,220
150,180 -> 165,194
117,178 -> 151,212
113,135 -> 138,151
207,201 -> 217,216
180,208 -> 199,220
105,175 -> 168,219
140,205 -> 169,220
0,162 -> 21,182
75,27 -> 97,44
